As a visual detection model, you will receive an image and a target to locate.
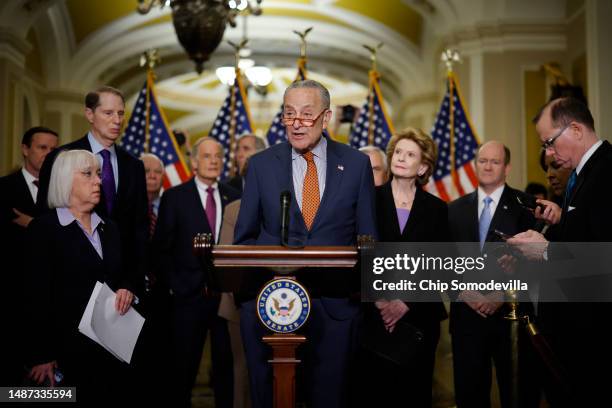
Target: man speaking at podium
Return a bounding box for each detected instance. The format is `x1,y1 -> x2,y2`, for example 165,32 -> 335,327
234,79 -> 377,408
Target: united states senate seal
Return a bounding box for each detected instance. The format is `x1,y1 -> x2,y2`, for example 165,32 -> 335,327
257,278 -> 311,333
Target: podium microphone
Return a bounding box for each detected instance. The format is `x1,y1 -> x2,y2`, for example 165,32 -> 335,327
280,191 -> 291,247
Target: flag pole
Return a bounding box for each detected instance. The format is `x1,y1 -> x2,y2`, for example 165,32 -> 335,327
293,27 -> 312,80
363,43 -> 383,146
441,49 -> 461,194
227,40 -> 248,177
140,49 -> 160,153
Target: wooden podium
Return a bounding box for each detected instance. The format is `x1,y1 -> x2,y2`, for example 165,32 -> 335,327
193,234 -> 373,408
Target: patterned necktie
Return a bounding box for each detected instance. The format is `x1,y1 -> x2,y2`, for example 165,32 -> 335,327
479,196 -> 493,250
148,203 -> 157,239
563,170 -> 577,210
206,186 -> 217,241
99,149 -> 116,214
301,151 -> 320,230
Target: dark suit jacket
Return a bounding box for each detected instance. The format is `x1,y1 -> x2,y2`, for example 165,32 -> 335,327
233,137 -> 377,309
448,184 -> 536,333
154,178 -> 240,298
25,211 -> 125,366
36,135 -> 148,295
225,174 -> 243,194
0,169 -> 38,272
556,140 -> 612,242
375,182 -> 449,325
539,141 -> 612,357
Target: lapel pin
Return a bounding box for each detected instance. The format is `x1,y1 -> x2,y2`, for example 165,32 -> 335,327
337,165 -> 344,171
503,205 -> 508,210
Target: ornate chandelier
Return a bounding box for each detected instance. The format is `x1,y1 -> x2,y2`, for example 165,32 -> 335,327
137,0 -> 263,74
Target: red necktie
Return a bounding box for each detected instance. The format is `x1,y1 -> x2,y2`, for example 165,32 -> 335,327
148,203 -> 157,239
206,186 -> 217,240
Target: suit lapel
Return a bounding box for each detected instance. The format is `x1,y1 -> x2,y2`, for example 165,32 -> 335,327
188,179 -> 211,233
467,192 -> 479,242
402,186 -> 424,240
16,171 -> 36,210
114,147 -> 129,212
488,186 -> 514,238
312,138 -> 343,229
218,183 -> 233,218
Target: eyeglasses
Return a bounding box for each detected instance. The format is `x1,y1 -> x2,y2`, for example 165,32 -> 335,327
282,109 -> 327,127
541,125 -> 569,151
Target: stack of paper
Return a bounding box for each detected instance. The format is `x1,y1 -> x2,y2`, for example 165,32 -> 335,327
78,282 -> 146,364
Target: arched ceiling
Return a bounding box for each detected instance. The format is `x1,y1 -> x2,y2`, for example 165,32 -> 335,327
2,0 -> 574,139
13,0 -> 435,139
33,0 -> 430,100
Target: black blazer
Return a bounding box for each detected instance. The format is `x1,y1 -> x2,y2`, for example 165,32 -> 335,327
224,174 -> 243,194
556,140 -> 612,242
375,182 -> 449,325
36,135 -> 148,295
0,170 -> 39,332
538,141 -> 612,348
154,178 -> 240,298
448,184 -> 536,333
0,169 -> 38,263
25,211 -> 125,366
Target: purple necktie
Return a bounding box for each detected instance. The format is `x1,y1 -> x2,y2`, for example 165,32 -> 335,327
206,186 -> 217,241
100,149 -> 116,214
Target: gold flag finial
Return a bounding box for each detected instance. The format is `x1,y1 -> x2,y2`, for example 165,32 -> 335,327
293,27 -> 313,58
441,49 -> 461,73
363,43 -> 384,72
228,39 -> 249,68
542,62 -> 570,86
140,49 -> 161,71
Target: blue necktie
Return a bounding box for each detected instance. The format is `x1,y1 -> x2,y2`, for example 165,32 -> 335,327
100,149 -> 116,214
479,196 -> 493,250
564,170 -> 577,210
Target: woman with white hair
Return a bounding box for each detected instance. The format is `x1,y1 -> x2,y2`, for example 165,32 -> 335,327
25,149 -> 134,403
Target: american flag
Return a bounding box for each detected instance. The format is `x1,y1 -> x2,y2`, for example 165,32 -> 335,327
209,69 -> 253,179
120,71 -> 191,189
266,57 -> 307,146
425,72 -> 479,202
349,70 -> 395,150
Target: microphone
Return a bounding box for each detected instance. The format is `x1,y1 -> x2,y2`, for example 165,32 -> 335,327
280,191 -> 291,247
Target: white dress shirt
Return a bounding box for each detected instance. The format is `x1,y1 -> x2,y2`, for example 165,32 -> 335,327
21,167 -> 38,203
477,184 -> 505,220
194,178 -> 222,243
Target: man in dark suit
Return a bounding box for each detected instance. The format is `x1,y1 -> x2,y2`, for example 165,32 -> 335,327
509,97 -> 612,406
37,86 -> 148,296
225,133 -> 267,193
155,137 -> 240,408
234,79 -> 377,408
448,141 -> 539,408
0,126 -> 58,385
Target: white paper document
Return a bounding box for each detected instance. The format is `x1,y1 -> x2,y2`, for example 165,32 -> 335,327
78,282 -> 146,363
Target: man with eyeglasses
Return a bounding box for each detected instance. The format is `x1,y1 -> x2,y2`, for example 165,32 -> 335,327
509,97 -> 612,406
234,79 -> 377,408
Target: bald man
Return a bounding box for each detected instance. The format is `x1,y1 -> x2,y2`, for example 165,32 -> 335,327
448,141 -> 540,408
